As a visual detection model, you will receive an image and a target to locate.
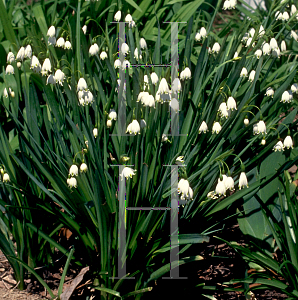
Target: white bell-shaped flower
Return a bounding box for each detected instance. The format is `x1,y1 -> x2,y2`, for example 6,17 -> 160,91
82,25 -> 87,34
282,11 -> 290,21
162,134 -> 168,142
262,43 -> 271,55
114,10 -> 121,22
199,121 -> 208,133
80,163 -> 88,173
248,70 -> 256,82
212,122 -> 222,134
84,91 -> 94,105
227,96 -> 237,111
89,44 -> 99,56
283,136 -> 293,149
253,124 -> 258,135
122,60 -> 130,70
254,49 -> 262,59
281,41 -> 286,52
93,128 -> 98,138
114,59 -> 121,69
41,58 -> 52,76
143,94 -> 155,108
30,55 -> 41,73
200,27 -> 207,38
172,78 -> 182,92
140,38 -> 147,49
16,47 -> 25,61
150,72 -> 159,85
158,78 -> 170,94
67,177 -> 77,188
223,0 -> 231,10
291,30 -> 298,41
218,102 -> 228,117
195,33 -> 202,41
69,164 -> 79,176
77,78 -> 88,91
178,179 -> 191,199
100,51 -> 108,60
257,120 -> 266,134
3,173 -> 10,182
64,41 -> 72,50
215,179 -> 226,196
281,90 -> 292,103
239,172 -> 248,190
230,0 -> 237,8
265,87 -> 274,97
212,42 -> 221,54
25,45 -> 32,58
270,38 -> 278,50
54,69 -> 65,86
291,83 -> 298,93
225,176 -> 235,191
275,11 -> 283,20
120,167 -> 136,181
291,4 -> 297,16
106,119 -> 112,127
273,141 -> 284,152
134,48 -> 142,60
56,37 -> 65,48
181,67 -> 191,80
3,88 -> 8,98
108,109 -> 117,120
240,67 -> 248,77
6,65 -> 14,75
126,120 -> 141,135
7,52 -> 15,63
258,25 -> 265,37
121,43 -> 129,55
47,26 -> 55,37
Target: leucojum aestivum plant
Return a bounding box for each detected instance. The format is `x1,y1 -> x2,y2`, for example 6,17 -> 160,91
0,0 -> 298,299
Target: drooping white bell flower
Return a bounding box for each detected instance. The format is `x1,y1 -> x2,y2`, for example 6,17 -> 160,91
7,52 -> 15,63
100,51 -> 108,60
3,173 -> 10,182
261,138 -> 266,145
82,25 -> 87,34
47,26 -> 56,37
67,177 -> 77,188
25,45 -> 32,58
84,91 -> 94,105
230,0 -> 237,8
281,41 -> 286,52
171,78 -> 182,93
158,78 -> 170,94
253,124 -> 259,135
258,25 -> 265,37
107,119 -> 112,127
108,109 -> 117,120
233,52 -> 239,59
150,72 -> 159,85
93,128 -> 98,138
257,120 -> 266,134
56,37 -> 65,48
3,88 -> 8,98
69,164 -> 79,176
241,32 -> 250,42
199,121 -> 208,133
176,156 -> 184,165
212,42 -> 221,54
126,120 -> 141,135
282,11 -> 290,21
248,70 -> 256,82
122,60 -> 130,70
134,48 -> 142,60
16,47 -> 25,61
223,0 -> 231,10
114,59 -> 121,69
225,176 -> 235,191
291,83 -> 298,93
200,27 -> 207,38
275,11 -> 283,20
162,134 -> 168,142
265,87 -> 274,97
125,14 -> 133,22
114,10 -> 121,22
239,172 -> 248,190
143,94 -> 155,107
262,43 -> 271,55
215,179 -> 226,196
139,38 -> 147,49
227,96 -> 237,111
218,102 -> 228,118
283,136 -> 294,149
273,141 -> 284,152
77,78 -> 88,91
270,38 -> 278,50
54,69 -> 65,86
212,122 -> 222,134
80,163 -> 88,173
41,58 -> 52,76
120,167 -> 136,181
291,4 -> 297,16
89,44 -> 99,56
30,55 -> 41,73
281,90 -> 293,103
64,41 -> 72,50
240,67 -> 248,77
181,67 -> 191,80
6,65 -> 14,75
121,43 -> 129,55
178,179 -> 191,199
291,30 -> 298,41
254,49 -> 262,59
195,33 -> 202,41
244,118 -> 249,126
246,37 -> 253,47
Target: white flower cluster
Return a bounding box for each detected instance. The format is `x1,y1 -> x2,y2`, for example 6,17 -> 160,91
47,26 -> 72,49
67,163 -> 88,189
273,136 -> 294,151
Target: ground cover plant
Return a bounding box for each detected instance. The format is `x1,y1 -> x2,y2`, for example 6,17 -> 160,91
0,0 -> 298,299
